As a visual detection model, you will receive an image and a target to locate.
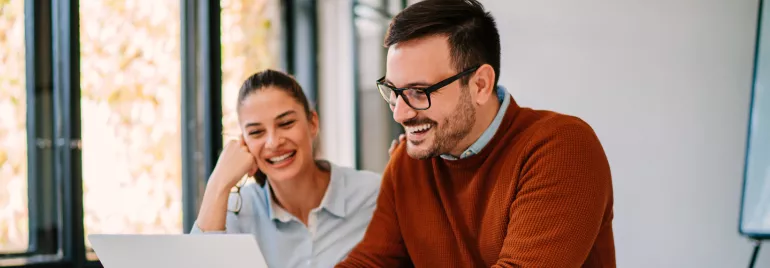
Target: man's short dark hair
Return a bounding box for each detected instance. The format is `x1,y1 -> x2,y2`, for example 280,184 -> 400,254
385,0 -> 500,87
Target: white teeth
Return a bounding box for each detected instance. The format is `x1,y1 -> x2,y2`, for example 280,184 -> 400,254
269,152 -> 294,163
405,124 -> 432,134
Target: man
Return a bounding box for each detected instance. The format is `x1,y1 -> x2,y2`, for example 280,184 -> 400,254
337,0 -> 615,267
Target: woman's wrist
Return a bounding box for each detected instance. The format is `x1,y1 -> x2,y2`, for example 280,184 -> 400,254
195,222 -> 225,233
206,174 -> 235,195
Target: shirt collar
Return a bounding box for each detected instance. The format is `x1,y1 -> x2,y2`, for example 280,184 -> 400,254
264,181 -> 292,222
441,85 -> 511,160
318,163 -> 346,218
263,161 -> 347,222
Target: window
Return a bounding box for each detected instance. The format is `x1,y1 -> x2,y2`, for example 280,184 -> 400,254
353,0 -> 407,172
79,0 -> 184,252
0,0 -> 311,266
0,0 -> 28,254
219,0 -> 281,190
221,0 -> 282,140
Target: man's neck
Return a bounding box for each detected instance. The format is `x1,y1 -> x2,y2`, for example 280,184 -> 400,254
447,97 -> 502,157
270,164 -> 330,224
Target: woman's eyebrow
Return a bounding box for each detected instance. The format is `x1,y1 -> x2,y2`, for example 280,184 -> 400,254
244,122 -> 262,128
275,110 -> 296,120
243,110 -> 297,128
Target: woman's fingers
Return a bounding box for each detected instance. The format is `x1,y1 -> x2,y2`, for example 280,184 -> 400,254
236,137 -> 258,177
388,134 -> 406,156
238,136 -> 252,153
249,160 -> 259,177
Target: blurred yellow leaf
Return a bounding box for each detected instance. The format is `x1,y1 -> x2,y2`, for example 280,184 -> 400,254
0,150 -> 7,167
0,0 -> 28,253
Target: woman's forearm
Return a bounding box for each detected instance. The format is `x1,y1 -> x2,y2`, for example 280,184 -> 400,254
195,177 -> 232,231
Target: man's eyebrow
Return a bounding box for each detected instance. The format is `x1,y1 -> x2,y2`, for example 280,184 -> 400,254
383,78 -> 434,88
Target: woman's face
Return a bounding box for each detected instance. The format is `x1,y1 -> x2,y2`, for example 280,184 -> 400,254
238,87 -> 318,182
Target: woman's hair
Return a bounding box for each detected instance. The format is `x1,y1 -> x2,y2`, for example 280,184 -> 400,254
238,69 -> 313,119
237,69 -> 319,186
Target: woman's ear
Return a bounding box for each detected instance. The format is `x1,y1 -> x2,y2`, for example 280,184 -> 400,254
309,110 -> 320,138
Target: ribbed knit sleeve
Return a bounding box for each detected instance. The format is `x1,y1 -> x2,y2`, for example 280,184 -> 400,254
492,116 -> 614,268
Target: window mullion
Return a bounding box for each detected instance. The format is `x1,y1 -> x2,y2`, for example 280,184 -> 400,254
181,0 -> 223,233
25,0 -> 58,257
51,0 -> 84,266
199,0 -> 223,185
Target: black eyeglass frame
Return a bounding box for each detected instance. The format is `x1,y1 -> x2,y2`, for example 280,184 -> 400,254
376,65 -> 481,110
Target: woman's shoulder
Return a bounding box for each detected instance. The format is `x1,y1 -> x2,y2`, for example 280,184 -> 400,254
334,163 -> 381,187
329,163 -> 382,205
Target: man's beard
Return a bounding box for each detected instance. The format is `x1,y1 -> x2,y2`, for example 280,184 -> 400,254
405,88 -> 476,160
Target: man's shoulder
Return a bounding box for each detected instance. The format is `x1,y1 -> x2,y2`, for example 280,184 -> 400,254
532,111 -> 599,141
513,109 -> 606,161
493,107 -> 604,162
515,107 -> 598,139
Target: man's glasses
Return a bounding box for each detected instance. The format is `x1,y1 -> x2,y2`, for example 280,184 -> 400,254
376,65 -> 480,110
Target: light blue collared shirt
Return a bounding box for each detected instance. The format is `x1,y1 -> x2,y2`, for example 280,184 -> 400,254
441,85 -> 511,160
190,162 -> 381,268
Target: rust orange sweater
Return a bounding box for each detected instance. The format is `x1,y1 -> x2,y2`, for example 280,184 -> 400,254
337,97 -> 615,268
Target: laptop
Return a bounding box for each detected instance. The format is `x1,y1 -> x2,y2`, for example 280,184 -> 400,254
88,234 -> 268,268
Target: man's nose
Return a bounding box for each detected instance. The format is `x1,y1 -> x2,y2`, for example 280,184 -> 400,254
392,96 -> 417,124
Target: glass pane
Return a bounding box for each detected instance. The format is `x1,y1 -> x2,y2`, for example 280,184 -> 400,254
221,0 -> 281,141
741,1 -> 770,236
0,0 -> 29,254
354,11 -> 397,173
79,0 -> 183,252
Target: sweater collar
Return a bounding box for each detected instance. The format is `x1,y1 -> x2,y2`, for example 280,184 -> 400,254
441,85 -> 511,160
439,94 -> 521,168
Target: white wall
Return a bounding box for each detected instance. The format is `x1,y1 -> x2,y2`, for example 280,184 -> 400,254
318,0 -> 356,168
483,0 -> 769,267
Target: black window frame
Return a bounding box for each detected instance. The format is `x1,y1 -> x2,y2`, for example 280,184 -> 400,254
0,0 -> 317,267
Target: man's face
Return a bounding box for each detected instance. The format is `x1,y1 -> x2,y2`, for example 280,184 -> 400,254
384,35 -> 476,160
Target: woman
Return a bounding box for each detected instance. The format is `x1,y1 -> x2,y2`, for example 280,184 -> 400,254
191,69 -> 381,268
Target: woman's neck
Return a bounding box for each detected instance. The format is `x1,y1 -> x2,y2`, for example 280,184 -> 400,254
269,161 -> 331,225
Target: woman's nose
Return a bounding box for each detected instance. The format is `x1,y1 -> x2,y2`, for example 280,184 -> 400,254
264,132 -> 283,149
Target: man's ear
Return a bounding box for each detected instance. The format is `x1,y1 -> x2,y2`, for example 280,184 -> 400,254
471,64 -> 496,105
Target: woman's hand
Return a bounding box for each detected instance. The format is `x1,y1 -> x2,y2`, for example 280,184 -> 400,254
194,137 -> 257,232
388,134 -> 406,156
209,138 -> 258,192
